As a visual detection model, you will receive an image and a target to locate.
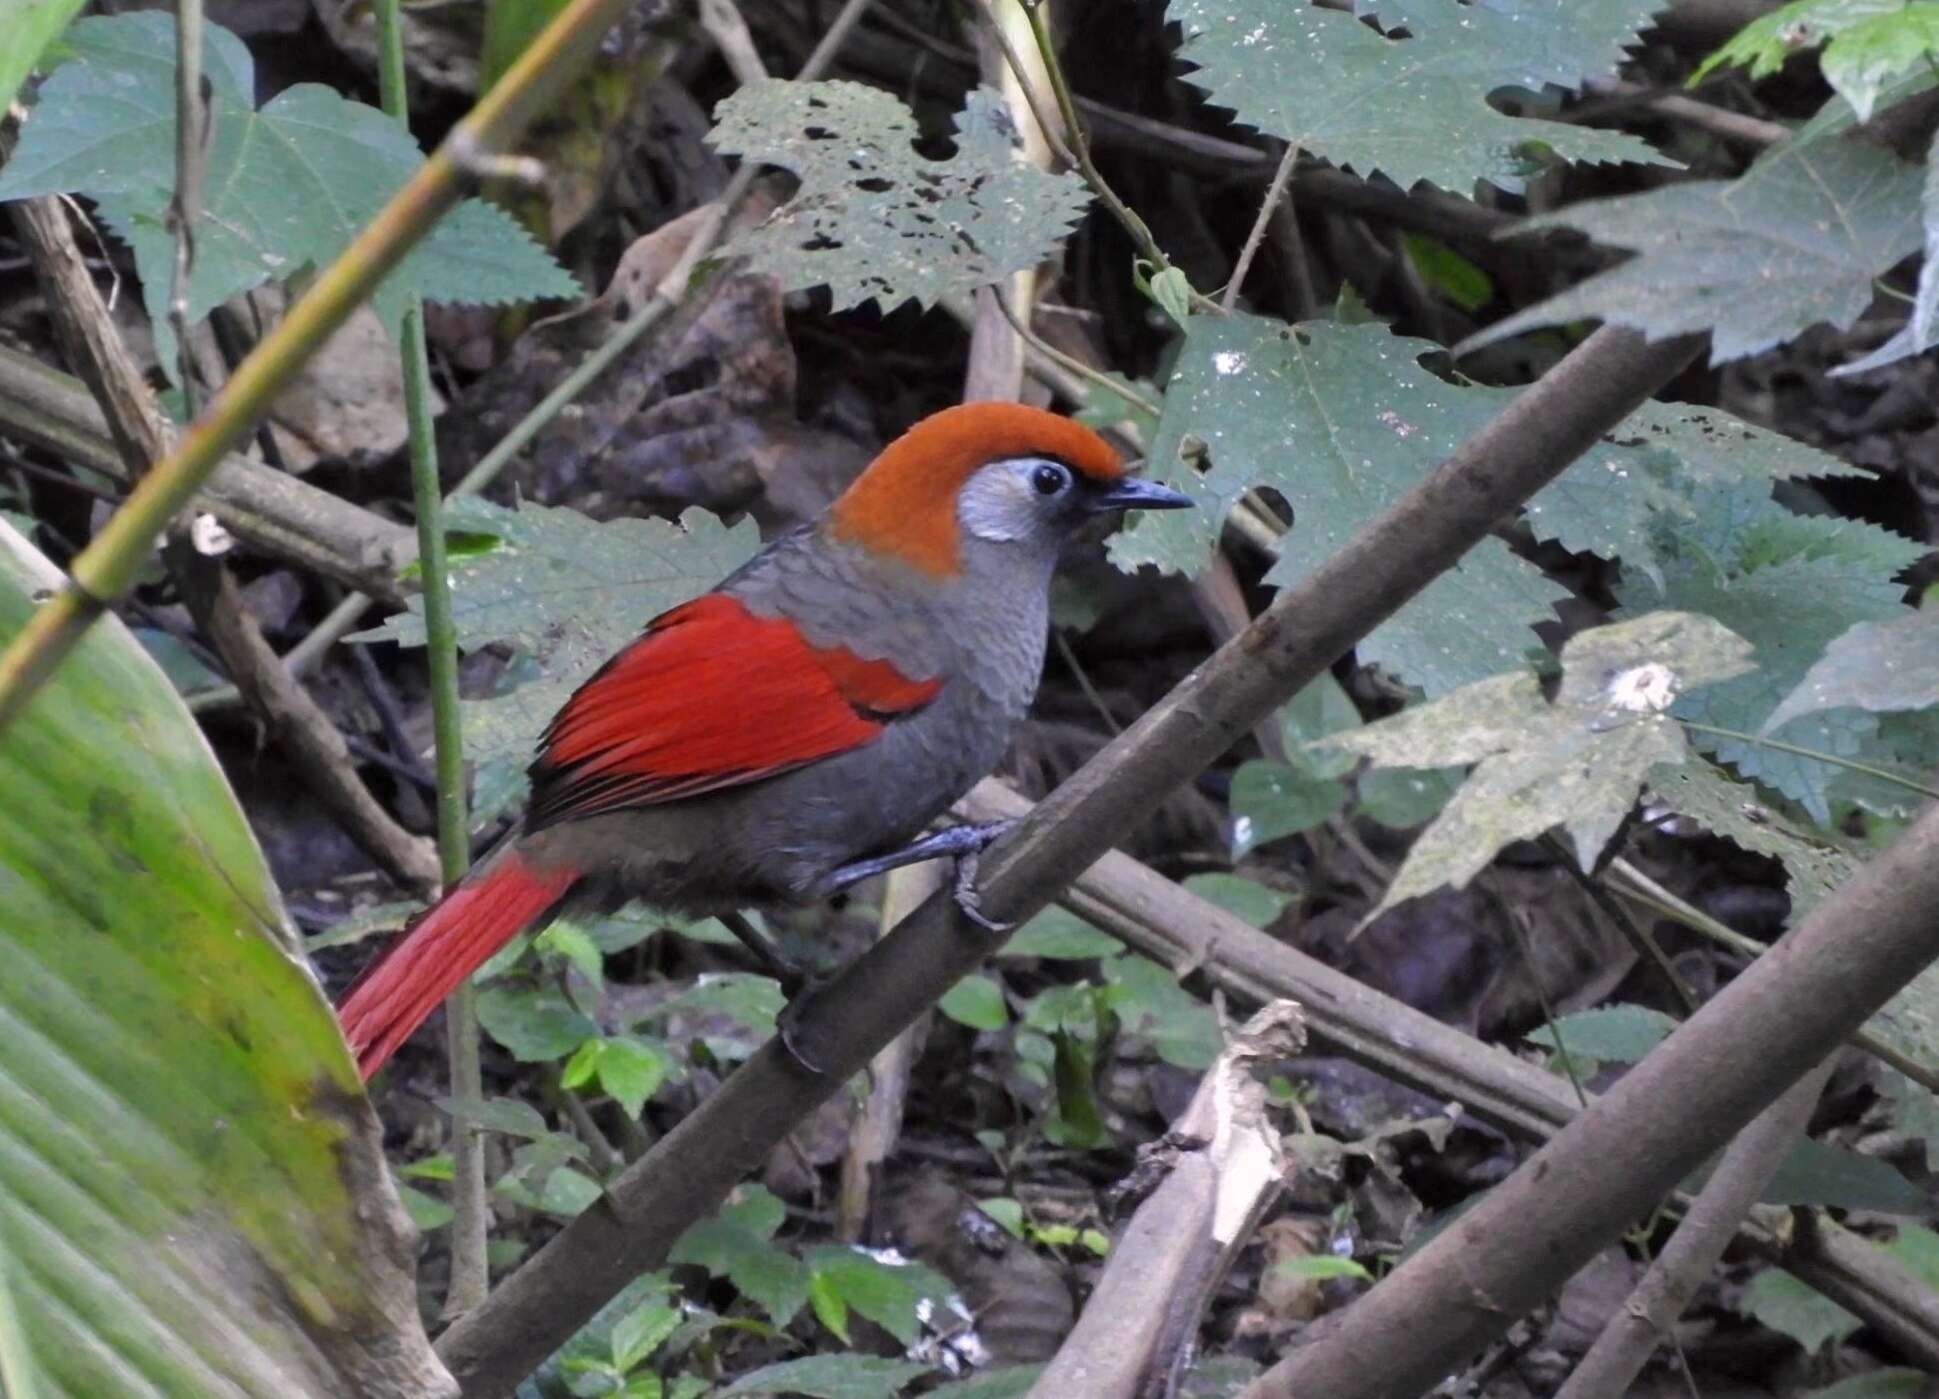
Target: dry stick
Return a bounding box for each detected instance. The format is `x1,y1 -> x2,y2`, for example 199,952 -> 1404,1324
698,0 -> 768,86
0,346 -> 417,604
4,187 -> 442,895
166,0 -> 209,415
1554,1057 -> 1838,1399
1241,818 -> 1939,1399
433,325 -> 1702,1394
1028,1004 -> 1306,1399
1222,141 -> 1299,313
0,0 -> 638,737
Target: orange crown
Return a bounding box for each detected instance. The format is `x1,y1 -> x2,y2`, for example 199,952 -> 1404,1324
829,403 -> 1124,576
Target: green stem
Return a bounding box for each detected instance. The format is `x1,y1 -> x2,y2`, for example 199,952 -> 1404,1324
1679,720 -> 1939,802
377,0 -> 486,1317
0,0 -> 636,739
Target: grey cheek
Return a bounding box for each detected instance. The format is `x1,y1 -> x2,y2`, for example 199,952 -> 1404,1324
959,487 -> 1033,543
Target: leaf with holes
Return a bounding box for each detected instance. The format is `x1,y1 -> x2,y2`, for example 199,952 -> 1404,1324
1315,613 -> 1753,921
1168,0 -> 1672,196
1458,137 -> 1926,364
0,12 -> 578,379
0,519 -> 450,1396
1645,757 -> 1859,917
1616,482 -> 1926,820
708,79 -> 1091,311
357,496 -> 760,767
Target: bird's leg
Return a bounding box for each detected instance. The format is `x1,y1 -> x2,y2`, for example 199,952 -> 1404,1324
823,819 -> 1020,933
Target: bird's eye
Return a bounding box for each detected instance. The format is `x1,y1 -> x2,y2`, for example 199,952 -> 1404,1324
1031,463 -> 1070,497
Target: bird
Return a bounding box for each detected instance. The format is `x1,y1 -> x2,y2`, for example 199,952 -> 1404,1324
337,402 -> 1191,1080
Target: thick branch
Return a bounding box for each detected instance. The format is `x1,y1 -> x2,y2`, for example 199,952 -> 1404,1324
434,325 -> 1702,1392
0,345 -> 415,604
1243,799 -> 1939,1399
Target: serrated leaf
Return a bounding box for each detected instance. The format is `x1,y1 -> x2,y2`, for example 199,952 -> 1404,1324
1739,1266 -> 1861,1353
1645,758 -> 1858,917
1834,124 -> 1939,375
707,79 -> 1090,312
1460,137 -> 1926,363
1527,400 -> 1866,585
1694,1 -> 1939,121
804,1247 -> 953,1347
1616,483 -> 1925,820
0,519 -> 445,1395
362,497 -> 761,766
1170,0 -> 1671,196
1694,0 -> 1903,81
669,1187 -> 808,1328
1764,609 -> 1939,734
1112,315 -> 1571,694
719,1355 -> 932,1398
1321,613 -> 1752,919
610,1299 -> 681,1374
476,982 -> 599,1062
0,13 -> 577,378
1525,1004 -> 1677,1063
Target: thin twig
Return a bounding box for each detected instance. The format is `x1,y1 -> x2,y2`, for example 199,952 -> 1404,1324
1222,141 -> 1298,313
698,0 -> 769,84
374,0 -> 486,1318
1679,719 -> 1939,801
167,0 -> 208,414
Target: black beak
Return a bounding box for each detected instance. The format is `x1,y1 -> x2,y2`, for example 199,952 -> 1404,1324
1090,476 -> 1194,513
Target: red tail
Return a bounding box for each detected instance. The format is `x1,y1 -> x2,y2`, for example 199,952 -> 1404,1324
338,848 -> 579,1080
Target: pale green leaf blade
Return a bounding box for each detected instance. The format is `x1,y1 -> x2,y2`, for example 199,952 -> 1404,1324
708,80 -> 1091,311
1819,5 -> 1939,120
1460,139 -> 1926,363
0,520 -> 446,1397
1169,0 -> 1672,195
0,0 -> 86,117
1526,1004 -> 1677,1063
1317,671 -> 1547,769
1111,315 -> 1570,694
1831,123 -> 1939,375
1764,610 -> 1939,733
1739,1267 -> 1860,1354
1692,0 -> 1902,83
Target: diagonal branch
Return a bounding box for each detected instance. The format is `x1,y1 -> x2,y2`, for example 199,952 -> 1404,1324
432,324 -> 1703,1393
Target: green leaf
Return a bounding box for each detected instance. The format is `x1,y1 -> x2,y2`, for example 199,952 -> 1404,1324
476,981 -> 600,1062
1460,137 -> 1927,363
939,973 -> 1010,1031
610,1299 -> 681,1373
1146,265 -> 1195,329
1525,400 -> 1866,587
1836,124 -> 1939,375
1739,1266 -> 1861,1354
1695,1 -> 1939,121
1182,872 -> 1294,927
1764,609 -> 1939,734
397,1184 -> 454,1232
0,518 -> 443,1392
441,1093 -> 570,1146
1321,613 -> 1753,919
1279,672 -> 1364,776
361,496 -> 760,767
719,1355 -> 932,1398
1693,0 -> 1899,81
976,1198 -> 1026,1239
0,13 -> 577,379
707,79 -> 1090,312
1106,954 -> 1223,1070
1272,1254 -> 1373,1282
1230,759 -> 1345,854
1169,0 -> 1671,195
669,1187 -> 808,1328
999,907 -> 1123,960
804,1247 -> 954,1347
1645,758 -> 1858,918
565,1036 -> 677,1117
0,0 -> 86,137
1616,483 -> 1926,819
1112,315 -> 1572,695
1756,1138 -> 1927,1213
1358,765 -> 1460,829
1525,1004 -> 1677,1064
1402,234 -> 1492,312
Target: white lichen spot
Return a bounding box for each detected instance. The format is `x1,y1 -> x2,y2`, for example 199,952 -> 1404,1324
1377,409 -> 1417,438
1232,814 -> 1255,849
1608,662 -> 1678,713
1212,350 -> 1249,376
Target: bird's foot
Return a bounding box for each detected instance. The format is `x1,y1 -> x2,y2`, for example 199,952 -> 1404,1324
775,971 -> 835,1076
951,842 -> 1014,934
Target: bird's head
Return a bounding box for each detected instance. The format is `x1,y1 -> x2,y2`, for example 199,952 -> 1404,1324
827,403 -> 1191,577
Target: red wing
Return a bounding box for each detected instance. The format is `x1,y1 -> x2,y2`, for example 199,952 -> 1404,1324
528,593 -> 940,828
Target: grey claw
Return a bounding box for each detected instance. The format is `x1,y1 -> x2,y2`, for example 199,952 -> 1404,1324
951,851 -> 1014,934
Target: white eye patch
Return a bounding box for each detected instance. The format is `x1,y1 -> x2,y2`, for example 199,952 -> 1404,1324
956,458 -> 1066,543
